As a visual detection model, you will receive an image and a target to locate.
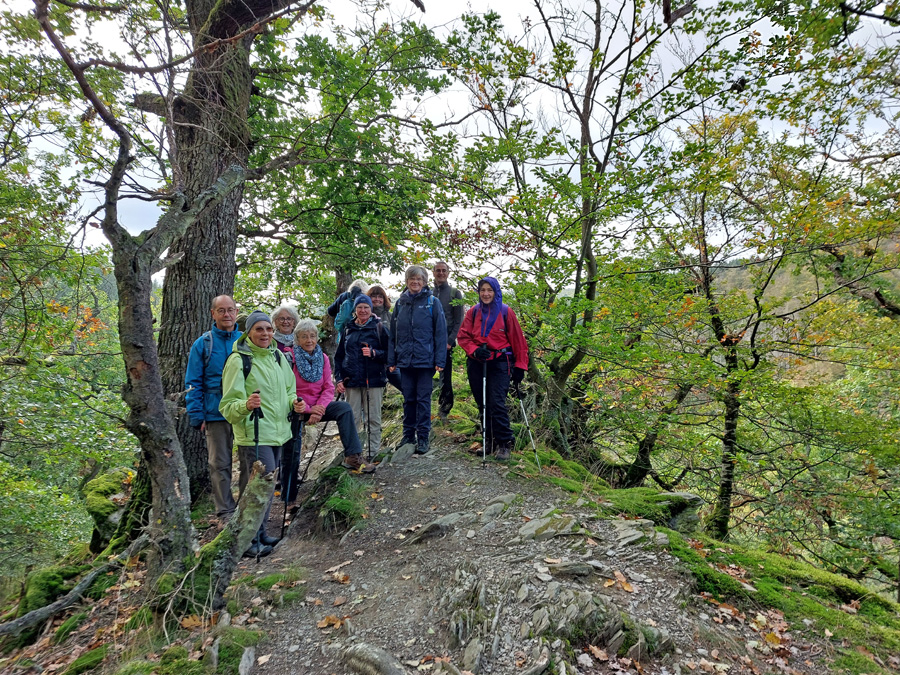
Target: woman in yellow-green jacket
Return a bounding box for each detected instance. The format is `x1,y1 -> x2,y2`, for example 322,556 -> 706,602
220,310 -> 305,558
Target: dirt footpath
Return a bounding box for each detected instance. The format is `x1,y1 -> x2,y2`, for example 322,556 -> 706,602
236,427 -> 828,675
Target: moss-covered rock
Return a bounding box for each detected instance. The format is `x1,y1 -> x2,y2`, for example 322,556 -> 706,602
216,627 -> 263,675
83,468 -> 133,553
17,565 -> 85,618
300,467 -> 368,533
663,528 -> 900,669
54,611 -> 87,644
63,644 -> 108,674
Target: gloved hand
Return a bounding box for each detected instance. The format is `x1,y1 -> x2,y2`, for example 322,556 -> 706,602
511,367 -> 525,385
473,345 -> 491,361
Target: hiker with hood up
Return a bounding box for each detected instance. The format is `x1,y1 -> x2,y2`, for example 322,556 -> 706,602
335,295 -> 392,459
388,265 -> 448,455
457,277 -> 529,461
219,311 -> 306,558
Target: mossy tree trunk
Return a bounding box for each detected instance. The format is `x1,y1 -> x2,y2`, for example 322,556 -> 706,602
202,461 -> 275,610
156,1 -> 255,501
705,371 -> 741,540
37,0 -> 251,581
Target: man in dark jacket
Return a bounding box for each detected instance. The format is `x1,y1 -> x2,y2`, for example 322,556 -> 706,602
185,295 -> 241,519
432,261 -> 464,419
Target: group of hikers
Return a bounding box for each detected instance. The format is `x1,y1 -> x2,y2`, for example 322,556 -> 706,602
184,262 -> 529,558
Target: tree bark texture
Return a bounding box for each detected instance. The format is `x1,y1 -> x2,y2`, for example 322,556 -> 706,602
706,366 -> 741,540
113,243 -> 195,579
158,0 -> 258,500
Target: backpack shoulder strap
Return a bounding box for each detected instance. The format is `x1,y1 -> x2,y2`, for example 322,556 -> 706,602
201,331 -> 213,369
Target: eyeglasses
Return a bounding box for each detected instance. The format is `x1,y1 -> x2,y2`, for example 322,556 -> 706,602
276,316 -> 295,323
214,307 -> 237,315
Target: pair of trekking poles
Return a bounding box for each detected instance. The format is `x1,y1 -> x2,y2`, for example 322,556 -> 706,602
478,346 -> 540,472
248,390 -> 307,543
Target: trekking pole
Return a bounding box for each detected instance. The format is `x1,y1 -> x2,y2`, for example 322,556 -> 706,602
249,390 -> 264,463
481,349 -> 488,467
514,381 -> 540,472
248,390 -> 265,560
281,397 -> 304,539
363,343 -> 372,462
296,391 -> 343,487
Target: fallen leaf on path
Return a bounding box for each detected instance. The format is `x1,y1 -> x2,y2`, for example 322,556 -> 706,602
604,579 -> 616,587
325,561 -> 352,573
257,654 -> 271,665
587,645 -> 608,660
330,572 -> 350,584
613,570 -> 634,592
354,550 -> 364,557
316,615 -> 343,629
333,596 -> 346,606
544,557 -> 561,564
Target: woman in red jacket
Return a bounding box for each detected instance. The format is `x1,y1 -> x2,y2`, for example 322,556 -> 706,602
457,277 -> 528,461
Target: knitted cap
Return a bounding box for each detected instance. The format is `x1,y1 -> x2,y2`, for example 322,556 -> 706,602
354,295 -> 373,309
245,310 -> 272,333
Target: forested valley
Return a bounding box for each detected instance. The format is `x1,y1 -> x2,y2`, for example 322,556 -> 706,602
1,0 -> 899,672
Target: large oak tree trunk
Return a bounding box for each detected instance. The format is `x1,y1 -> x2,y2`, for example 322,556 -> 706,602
158,5 -> 253,500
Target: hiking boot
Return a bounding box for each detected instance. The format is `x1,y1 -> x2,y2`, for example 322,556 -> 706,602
243,542 -> 273,559
342,454 -> 376,473
414,439 -> 430,455
495,444 -> 511,461
396,435 -> 416,450
259,533 -> 281,546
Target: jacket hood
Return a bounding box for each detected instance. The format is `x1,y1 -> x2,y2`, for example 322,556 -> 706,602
478,277 -> 503,305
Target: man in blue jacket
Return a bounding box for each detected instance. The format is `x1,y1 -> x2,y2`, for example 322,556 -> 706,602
185,295 -> 242,519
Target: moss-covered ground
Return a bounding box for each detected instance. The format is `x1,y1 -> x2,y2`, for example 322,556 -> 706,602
487,438 -> 900,675
661,530 -> 900,674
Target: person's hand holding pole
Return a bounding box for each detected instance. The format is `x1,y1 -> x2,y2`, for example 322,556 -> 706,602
246,390 -> 262,411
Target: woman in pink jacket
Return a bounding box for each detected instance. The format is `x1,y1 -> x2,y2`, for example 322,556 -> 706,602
290,319 -> 372,473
